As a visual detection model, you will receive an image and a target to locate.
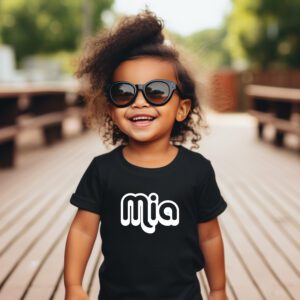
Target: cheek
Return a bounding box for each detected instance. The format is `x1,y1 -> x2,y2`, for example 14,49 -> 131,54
159,103 -> 179,119
111,109 -> 125,122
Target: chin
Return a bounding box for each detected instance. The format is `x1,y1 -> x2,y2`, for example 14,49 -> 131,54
127,133 -> 158,143
130,137 -> 155,143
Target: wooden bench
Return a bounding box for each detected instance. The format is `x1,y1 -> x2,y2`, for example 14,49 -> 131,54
0,83 -> 84,168
245,84 -> 300,151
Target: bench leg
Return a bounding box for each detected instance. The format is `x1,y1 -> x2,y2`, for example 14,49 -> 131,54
274,102 -> 291,147
274,131 -> 284,147
0,97 -> 18,168
0,140 -> 16,168
258,123 -> 264,139
43,123 -> 63,145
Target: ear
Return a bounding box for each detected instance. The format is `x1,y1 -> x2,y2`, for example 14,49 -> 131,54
176,99 -> 192,122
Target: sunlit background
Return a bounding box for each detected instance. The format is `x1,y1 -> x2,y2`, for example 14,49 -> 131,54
0,1 -> 299,299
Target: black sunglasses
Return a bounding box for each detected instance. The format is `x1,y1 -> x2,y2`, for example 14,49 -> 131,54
105,79 -> 183,107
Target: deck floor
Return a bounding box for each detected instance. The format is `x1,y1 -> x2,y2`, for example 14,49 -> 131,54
0,112 -> 299,300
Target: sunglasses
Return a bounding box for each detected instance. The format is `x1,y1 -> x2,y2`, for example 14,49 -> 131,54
105,79 -> 183,107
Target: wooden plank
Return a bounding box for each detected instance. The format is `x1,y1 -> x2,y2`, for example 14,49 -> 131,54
0,187 -> 70,285
0,135 -> 95,230
0,144 -> 90,276
272,118 -> 300,135
22,229 -> 68,299
1,143 -> 96,296
222,229 -> 263,300
0,131 -> 95,212
0,200 -> 72,299
0,174 -> 76,255
236,181 -> 300,273
249,110 -> 300,135
211,145 -> 299,299
17,112 -> 67,129
248,110 -> 274,123
250,182 -> 300,248
0,126 -> 17,142
220,181 -> 293,299
245,85 -> 300,102
0,82 -> 80,98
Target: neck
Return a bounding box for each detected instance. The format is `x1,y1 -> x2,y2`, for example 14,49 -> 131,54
125,139 -> 175,160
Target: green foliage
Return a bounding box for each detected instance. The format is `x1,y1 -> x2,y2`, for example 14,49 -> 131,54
168,28 -> 231,71
1,0 -> 113,61
185,28 -> 231,69
225,0 -> 300,68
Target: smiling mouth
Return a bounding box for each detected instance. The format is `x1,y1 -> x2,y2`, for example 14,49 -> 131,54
129,116 -> 157,127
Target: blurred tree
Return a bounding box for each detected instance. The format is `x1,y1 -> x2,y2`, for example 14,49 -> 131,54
169,28 -> 231,70
185,28 -> 231,69
225,0 -> 300,69
1,0 -> 113,61
0,0 -> 2,44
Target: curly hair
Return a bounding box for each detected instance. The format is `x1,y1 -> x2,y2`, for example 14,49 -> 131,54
75,8 -> 208,150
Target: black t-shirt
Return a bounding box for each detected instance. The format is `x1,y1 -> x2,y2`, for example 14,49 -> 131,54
70,144 -> 227,300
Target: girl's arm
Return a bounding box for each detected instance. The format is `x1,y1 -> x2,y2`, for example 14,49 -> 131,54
198,218 -> 227,300
64,209 -> 100,300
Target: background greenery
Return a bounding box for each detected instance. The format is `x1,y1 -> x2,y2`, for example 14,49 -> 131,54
225,0 -> 300,69
1,0 -> 299,71
0,0 -> 113,63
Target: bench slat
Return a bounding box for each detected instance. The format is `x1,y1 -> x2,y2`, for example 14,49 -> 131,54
0,126 -> 18,142
17,112 -> 67,129
249,110 -> 300,135
246,85 -> 300,102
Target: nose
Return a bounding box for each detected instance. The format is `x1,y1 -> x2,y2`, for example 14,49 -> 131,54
131,90 -> 150,107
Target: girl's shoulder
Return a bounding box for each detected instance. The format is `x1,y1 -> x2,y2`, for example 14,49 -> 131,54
92,145 -> 120,165
180,145 -> 215,178
181,145 -> 211,165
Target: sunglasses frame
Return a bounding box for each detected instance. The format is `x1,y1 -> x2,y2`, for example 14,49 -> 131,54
105,79 -> 183,108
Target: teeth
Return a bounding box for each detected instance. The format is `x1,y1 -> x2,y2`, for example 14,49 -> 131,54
132,116 -> 154,121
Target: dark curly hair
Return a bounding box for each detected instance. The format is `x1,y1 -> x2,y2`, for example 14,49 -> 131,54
75,8 -> 208,150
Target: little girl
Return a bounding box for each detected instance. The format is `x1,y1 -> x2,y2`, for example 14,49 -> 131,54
64,9 -> 228,300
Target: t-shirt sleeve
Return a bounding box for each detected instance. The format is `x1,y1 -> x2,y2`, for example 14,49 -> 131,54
69,157 -> 103,215
195,160 -> 227,223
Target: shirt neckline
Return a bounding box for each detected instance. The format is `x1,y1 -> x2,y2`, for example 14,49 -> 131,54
116,144 -> 184,176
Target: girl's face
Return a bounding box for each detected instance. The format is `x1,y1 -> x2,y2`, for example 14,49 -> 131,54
107,56 -> 191,144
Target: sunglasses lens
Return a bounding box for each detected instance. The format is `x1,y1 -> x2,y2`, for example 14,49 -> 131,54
110,83 -> 135,105
145,81 -> 170,104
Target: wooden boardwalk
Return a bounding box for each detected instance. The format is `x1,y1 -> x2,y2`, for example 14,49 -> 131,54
0,111 -> 299,300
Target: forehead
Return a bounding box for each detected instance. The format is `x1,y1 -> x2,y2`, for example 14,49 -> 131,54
112,56 -> 177,84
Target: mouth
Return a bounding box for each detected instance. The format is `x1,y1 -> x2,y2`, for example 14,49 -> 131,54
128,115 -> 157,127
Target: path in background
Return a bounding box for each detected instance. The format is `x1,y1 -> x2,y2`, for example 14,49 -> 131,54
0,111 -> 299,300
